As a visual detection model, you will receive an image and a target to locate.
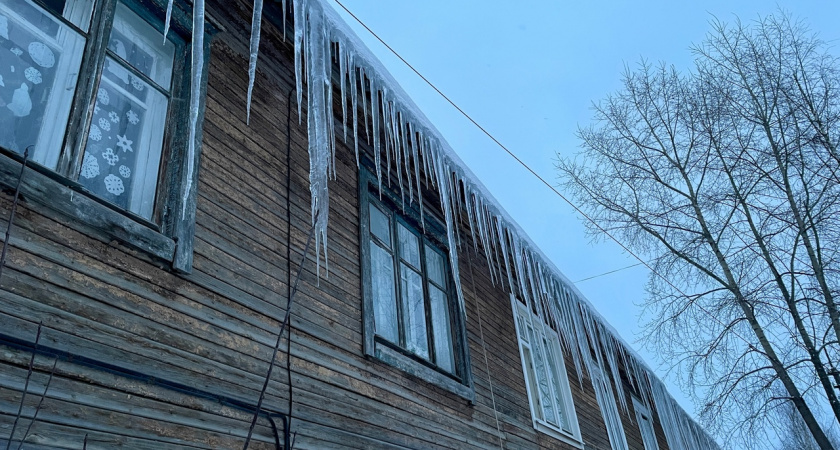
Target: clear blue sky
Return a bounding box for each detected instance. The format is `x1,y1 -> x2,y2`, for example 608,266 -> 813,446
325,0 -> 840,424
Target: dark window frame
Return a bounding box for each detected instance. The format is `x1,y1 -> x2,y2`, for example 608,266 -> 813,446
0,0 -> 216,272
358,163 -> 473,401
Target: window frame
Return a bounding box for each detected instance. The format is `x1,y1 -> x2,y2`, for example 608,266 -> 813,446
358,165 -> 473,401
591,360 -> 630,450
632,396 -> 660,450
510,294 -> 583,447
0,0 -> 216,272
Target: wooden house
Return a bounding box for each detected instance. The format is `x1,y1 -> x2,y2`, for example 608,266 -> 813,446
0,0 -> 718,448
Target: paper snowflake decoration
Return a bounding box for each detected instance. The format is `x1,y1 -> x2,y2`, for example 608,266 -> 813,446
81,153 -> 100,179
24,67 -> 42,84
119,165 -> 131,178
126,110 -> 139,125
104,174 -> 124,196
97,88 -> 110,106
98,117 -> 111,132
131,75 -> 145,91
109,111 -> 120,123
102,148 -> 119,166
89,125 -> 102,142
116,134 -> 133,153
11,48 -> 22,56
94,104 -> 101,114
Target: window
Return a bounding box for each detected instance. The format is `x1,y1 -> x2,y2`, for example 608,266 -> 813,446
633,396 -> 659,450
0,0 -> 211,271
360,169 -> 472,399
511,294 -> 582,445
591,361 -> 629,450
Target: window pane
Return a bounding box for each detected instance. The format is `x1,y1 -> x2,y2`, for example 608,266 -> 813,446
543,337 -> 570,430
400,263 -> 428,358
78,57 -> 168,218
425,244 -> 445,286
522,346 -> 544,421
369,204 -> 391,247
370,242 -> 398,343
0,0 -> 86,168
109,2 -> 175,90
397,224 -> 420,268
429,284 -> 454,373
528,326 -> 558,425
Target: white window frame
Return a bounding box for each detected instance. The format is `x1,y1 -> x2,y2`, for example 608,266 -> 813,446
510,294 -> 582,447
633,396 -> 660,450
591,361 -> 629,450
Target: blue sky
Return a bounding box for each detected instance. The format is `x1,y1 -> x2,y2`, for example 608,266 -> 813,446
324,0 -> 840,423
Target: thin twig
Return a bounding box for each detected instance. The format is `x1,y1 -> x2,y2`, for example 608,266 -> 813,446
6,321 -> 42,450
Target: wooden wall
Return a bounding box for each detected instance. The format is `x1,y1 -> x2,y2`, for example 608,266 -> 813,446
0,1 -> 675,448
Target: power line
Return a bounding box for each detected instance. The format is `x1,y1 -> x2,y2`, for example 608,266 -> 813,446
329,0 -> 762,350
575,263 -> 644,283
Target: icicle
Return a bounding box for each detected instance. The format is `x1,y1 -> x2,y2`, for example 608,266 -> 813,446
349,53 -> 359,166
246,0 -> 264,125
181,0 -> 204,216
163,0 -> 174,43
282,0 -> 287,41
433,155 -> 466,323
370,77 -> 381,194
339,43 -> 347,143
293,0 -> 305,121
360,67 -> 369,143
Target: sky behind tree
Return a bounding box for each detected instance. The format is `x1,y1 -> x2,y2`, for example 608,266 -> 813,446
324,0 -> 840,423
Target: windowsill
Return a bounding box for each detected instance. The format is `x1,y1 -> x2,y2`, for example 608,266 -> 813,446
534,420 -> 584,449
373,343 -> 475,403
0,151 -> 175,263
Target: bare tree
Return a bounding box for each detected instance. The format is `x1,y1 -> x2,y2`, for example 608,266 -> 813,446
557,12 -> 840,450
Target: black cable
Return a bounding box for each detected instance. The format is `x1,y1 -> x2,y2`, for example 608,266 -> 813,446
0,147 -> 29,282
285,87 -> 295,449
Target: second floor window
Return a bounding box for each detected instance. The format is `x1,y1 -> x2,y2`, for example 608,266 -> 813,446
1,0 -> 184,220
511,294 -> 581,444
367,199 -> 457,374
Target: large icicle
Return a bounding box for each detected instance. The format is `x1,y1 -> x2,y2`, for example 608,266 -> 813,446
181,0 -> 204,215
246,0 -> 264,124
163,0 -> 174,42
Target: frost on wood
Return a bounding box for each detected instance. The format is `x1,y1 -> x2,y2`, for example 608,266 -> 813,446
217,0 -> 721,448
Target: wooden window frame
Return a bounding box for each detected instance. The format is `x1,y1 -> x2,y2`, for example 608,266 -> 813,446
591,361 -> 630,450
632,396 -> 660,450
0,0 -> 217,272
358,165 -> 474,401
510,294 -> 583,447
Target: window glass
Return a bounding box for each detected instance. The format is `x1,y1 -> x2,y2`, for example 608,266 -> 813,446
425,245 -> 445,286
400,262 -> 428,358
430,285 -> 454,372
77,3 -> 174,219
397,223 -> 420,268
0,0 -> 89,167
370,242 -> 398,343
529,325 -> 558,425
369,204 -> 391,246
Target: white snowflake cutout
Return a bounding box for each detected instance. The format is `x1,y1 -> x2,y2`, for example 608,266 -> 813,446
116,134 -> 133,153
130,75 -> 145,91
10,47 -> 23,57
98,117 -> 111,131
119,165 -> 131,178
104,174 -> 124,196
24,67 -> 42,84
102,148 -> 119,166
0,74 -> 4,87
81,153 -> 100,179
97,88 -> 110,106
89,124 -> 102,142
126,110 -> 139,125
94,104 -> 101,114
28,42 -> 55,68
109,111 -> 120,123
